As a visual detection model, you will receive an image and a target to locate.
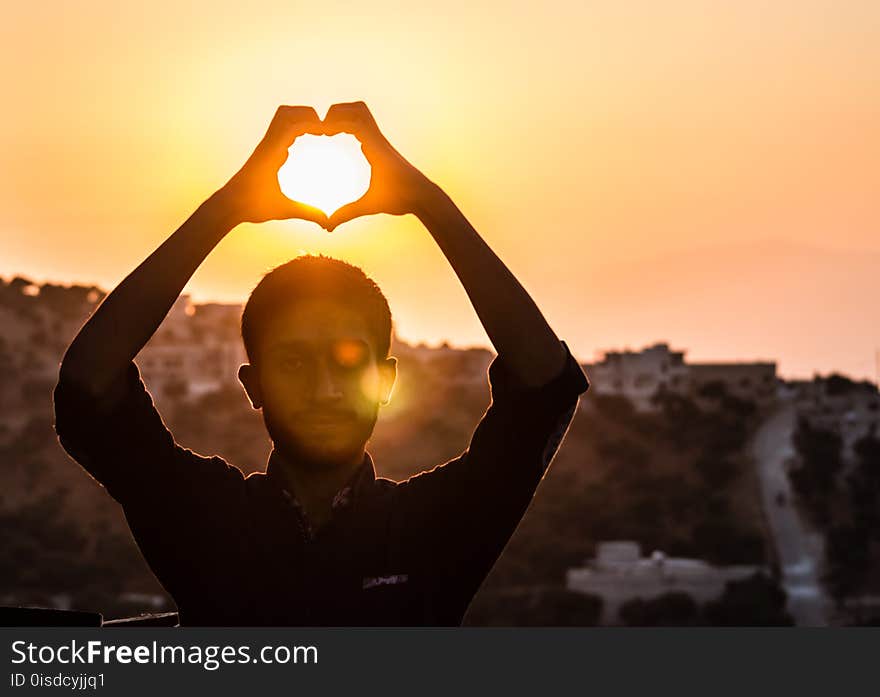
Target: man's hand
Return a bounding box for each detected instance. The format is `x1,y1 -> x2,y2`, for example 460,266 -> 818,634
322,101 -> 435,232
218,106 -> 329,227
322,101 -> 566,387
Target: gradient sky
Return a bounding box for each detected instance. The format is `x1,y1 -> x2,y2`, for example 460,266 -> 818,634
1,1 -> 878,379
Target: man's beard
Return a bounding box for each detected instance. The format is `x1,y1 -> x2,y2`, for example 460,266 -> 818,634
262,408 -> 378,469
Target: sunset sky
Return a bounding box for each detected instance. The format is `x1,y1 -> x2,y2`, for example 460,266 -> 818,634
1,1 -> 878,379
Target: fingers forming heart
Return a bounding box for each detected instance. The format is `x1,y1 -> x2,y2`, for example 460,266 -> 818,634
276,102 -> 412,231
276,132 -> 372,219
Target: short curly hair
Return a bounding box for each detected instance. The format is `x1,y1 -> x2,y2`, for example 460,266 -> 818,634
241,255 -> 393,363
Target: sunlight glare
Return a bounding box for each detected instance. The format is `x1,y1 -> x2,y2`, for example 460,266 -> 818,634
277,134 -> 371,216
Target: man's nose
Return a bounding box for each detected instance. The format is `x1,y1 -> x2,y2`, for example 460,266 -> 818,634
313,357 -> 344,402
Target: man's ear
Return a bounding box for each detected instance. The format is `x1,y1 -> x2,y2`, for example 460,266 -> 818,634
238,363 -> 263,409
378,357 -> 397,406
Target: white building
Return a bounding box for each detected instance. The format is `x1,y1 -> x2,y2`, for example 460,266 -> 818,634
137,296 -> 247,402
584,342 -> 778,412
566,541 -> 764,625
585,344 -> 689,411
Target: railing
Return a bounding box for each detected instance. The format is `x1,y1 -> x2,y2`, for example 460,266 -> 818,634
0,607 -> 179,627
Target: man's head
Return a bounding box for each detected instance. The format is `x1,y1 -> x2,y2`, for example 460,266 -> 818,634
238,255 -> 396,468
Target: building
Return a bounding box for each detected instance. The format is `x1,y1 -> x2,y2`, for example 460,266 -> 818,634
393,339 -> 492,387
584,343 -> 689,411
790,376 -> 880,462
689,361 -> 777,406
137,296 -> 247,402
565,541 -> 764,625
584,342 -> 778,412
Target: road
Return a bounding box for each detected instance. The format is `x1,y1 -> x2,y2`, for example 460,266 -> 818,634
750,403 -> 832,626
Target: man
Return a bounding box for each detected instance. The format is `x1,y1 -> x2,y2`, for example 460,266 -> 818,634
54,102 -> 589,626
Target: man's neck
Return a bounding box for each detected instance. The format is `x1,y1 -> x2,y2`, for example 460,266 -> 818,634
273,447 -> 365,529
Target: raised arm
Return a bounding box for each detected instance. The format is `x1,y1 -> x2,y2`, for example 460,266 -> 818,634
60,106 -> 327,397
323,102 -> 565,387
413,189 -> 566,387
321,103 -> 588,619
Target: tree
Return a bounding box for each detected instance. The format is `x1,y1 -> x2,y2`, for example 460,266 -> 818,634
789,418 -> 844,525
465,588 -> 603,626
703,573 -> 793,626
824,525 -> 871,601
619,593 -> 702,626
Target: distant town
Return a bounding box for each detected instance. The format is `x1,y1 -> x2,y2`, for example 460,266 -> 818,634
1,276 -> 878,625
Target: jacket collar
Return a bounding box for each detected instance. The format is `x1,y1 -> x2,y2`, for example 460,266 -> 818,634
265,448 -> 377,513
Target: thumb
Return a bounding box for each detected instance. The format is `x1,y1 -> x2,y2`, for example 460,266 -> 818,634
284,200 -> 328,227
326,197 -> 368,232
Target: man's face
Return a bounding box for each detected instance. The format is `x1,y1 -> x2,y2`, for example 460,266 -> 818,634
242,298 -> 395,468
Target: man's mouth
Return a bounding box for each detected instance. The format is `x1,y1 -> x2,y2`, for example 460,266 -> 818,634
300,412 -> 356,426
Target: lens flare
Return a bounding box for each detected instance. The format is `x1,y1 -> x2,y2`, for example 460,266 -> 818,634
277,134 -> 371,216
332,338 -> 368,369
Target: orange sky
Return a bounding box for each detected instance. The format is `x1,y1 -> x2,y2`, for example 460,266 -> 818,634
1,1 -> 878,379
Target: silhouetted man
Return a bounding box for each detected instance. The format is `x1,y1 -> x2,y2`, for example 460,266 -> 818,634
54,102 -> 589,625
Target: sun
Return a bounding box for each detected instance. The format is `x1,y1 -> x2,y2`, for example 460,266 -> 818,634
277,134 -> 372,216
